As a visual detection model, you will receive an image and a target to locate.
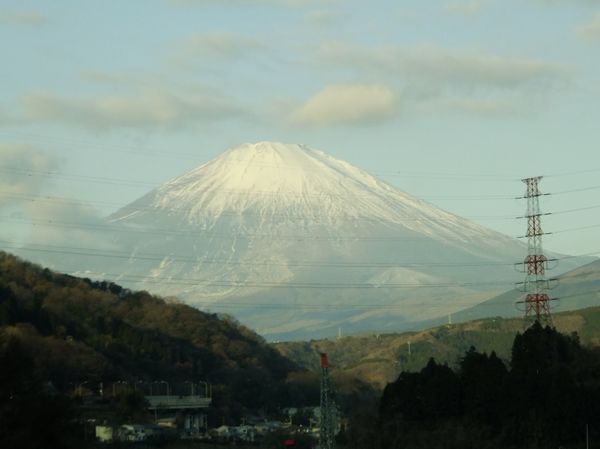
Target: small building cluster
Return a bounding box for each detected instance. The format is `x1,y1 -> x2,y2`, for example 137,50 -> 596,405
73,380 -> 339,445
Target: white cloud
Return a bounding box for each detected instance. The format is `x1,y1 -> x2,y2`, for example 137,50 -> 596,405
311,42 -> 569,119
291,83 -> 397,126
445,0 -> 486,16
318,42 -> 569,90
172,33 -> 265,66
577,13 -> 600,39
0,108 -> 17,126
418,96 -> 519,117
0,144 -> 58,206
22,89 -> 247,130
0,10 -> 47,26
536,0 -> 600,4
0,145 -> 118,252
79,70 -> 143,86
306,10 -> 341,26
23,200 -> 118,250
168,0 -> 328,6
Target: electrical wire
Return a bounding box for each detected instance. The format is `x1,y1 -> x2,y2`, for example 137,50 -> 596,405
1,216 -> 516,242
0,192 -> 517,222
0,131 -> 524,181
553,223 -> 600,234
0,241 -> 522,268
5,131 -> 600,185
2,241 -> 597,269
37,269 -> 517,289
7,191 -> 600,220
0,166 -> 520,201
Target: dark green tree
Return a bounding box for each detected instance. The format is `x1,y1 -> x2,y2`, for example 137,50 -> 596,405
0,336 -> 77,449
460,347 -> 507,429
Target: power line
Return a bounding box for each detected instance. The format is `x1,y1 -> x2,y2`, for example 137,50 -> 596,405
5,212 -> 600,242
0,166 -> 158,188
0,131 -> 205,160
6,131 -> 600,183
552,184 -> 600,195
0,166 -> 520,201
41,270 -> 517,290
0,131 -> 523,180
4,255 -> 591,291
1,216 -> 513,242
545,168 -> 600,178
6,165 -> 600,201
6,188 -> 600,221
0,241 -> 523,269
551,204 -> 600,215
167,294 -> 599,310
556,289 -> 600,301
2,241 -> 597,274
0,192 -> 517,222
553,223 -> 600,234
1,255 -> 596,311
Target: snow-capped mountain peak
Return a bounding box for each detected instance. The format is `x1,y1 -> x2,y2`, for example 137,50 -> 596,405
112,141 -> 496,242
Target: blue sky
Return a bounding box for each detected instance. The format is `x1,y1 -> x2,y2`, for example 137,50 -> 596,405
1,0 -> 600,258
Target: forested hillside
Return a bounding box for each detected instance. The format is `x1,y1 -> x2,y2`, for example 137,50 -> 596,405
0,252 -> 378,448
373,323 -> 600,449
0,251 -> 300,412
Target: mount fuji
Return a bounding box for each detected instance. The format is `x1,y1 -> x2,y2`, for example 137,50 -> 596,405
89,143 -> 525,338
68,142 -> 578,339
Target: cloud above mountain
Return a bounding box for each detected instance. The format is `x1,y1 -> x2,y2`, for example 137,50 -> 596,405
0,144 -> 57,206
23,200 -> 117,249
444,0 -> 487,16
172,33 -> 266,66
291,83 -> 397,126
317,42 -> 569,89
577,12 -> 600,39
22,89 -> 247,130
0,9 -> 47,27
167,0 -> 330,6
309,42 -> 569,119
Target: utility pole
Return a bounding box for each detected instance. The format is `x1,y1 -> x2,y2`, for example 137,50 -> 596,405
319,353 -> 335,449
516,177 -> 556,325
586,423 -> 590,449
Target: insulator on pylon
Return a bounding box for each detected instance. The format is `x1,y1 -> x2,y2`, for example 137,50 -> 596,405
524,254 -> 548,275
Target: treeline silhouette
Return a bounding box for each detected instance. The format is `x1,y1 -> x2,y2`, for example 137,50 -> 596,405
368,322 -> 600,449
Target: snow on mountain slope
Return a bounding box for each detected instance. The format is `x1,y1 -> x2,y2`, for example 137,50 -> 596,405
112,142 -> 501,243
92,142 -> 561,339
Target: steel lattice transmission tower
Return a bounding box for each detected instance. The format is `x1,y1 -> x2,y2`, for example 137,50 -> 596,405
319,353 -> 335,449
516,176 -> 556,325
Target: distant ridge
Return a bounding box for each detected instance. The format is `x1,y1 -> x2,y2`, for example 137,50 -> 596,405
274,302 -> 600,391
429,258 -> 600,326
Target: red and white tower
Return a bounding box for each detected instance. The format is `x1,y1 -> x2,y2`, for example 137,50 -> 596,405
319,353 -> 335,449
516,176 -> 555,325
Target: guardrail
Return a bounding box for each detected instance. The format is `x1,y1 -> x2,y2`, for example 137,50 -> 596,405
145,395 -> 211,410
